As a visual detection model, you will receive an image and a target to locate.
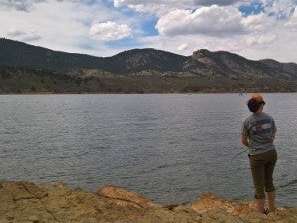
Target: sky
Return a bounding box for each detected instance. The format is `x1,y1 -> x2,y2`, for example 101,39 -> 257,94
1,0 -> 297,62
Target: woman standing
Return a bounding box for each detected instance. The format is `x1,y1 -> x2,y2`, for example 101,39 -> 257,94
241,95 -> 277,214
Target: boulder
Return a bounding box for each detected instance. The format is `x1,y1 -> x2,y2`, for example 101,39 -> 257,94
97,185 -> 160,209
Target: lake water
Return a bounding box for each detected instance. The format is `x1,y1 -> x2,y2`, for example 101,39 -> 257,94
0,94 -> 296,206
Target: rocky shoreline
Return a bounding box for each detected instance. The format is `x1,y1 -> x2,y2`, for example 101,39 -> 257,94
0,181 -> 296,223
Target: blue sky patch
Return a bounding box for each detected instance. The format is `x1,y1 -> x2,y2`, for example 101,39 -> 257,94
140,16 -> 159,36
239,1 -> 264,16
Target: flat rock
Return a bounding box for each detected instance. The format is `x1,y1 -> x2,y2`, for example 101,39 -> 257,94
0,181 -> 296,223
97,185 -> 160,209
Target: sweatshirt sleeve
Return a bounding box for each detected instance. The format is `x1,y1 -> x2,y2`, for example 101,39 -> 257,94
241,119 -> 249,138
272,118 -> 277,134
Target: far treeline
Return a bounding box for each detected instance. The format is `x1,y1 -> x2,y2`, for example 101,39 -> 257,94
1,38 -> 297,94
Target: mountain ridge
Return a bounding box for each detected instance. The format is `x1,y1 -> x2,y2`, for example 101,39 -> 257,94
2,37 -> 294,63
1,38 -> 297,93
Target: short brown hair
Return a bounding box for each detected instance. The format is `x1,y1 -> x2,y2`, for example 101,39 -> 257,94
247,95 -> 265,113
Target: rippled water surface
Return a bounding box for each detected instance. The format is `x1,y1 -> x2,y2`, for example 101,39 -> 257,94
0,94 -> 296,206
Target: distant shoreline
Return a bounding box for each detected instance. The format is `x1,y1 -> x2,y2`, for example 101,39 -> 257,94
1,91 -> 297,95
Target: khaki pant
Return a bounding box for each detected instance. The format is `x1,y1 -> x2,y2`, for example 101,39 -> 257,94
249,149 -> 277,199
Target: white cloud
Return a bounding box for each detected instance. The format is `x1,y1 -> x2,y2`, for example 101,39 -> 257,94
285,6 -> 297,29
194,0 -> 244,6
0,0 -> 137,56
90,21 -> 132,41
241,13 -> 270,31
177,43 -> 189,51
114,0 -> 192,8
114,0 -> 245,6
0,0 -> 88,52
114,1 -> 189,16
155,5 -> 259,37
113,0 -> 250,16
138,3 -> 297,63
263,0 -> 296,19
0,0 -> 46,11
245,34 -> 277,46
7,28 -> 41,42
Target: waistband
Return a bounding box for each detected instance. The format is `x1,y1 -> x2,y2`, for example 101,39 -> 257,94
248,147 -> 275,156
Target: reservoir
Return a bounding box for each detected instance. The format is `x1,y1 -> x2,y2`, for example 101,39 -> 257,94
0,94 -> 296,206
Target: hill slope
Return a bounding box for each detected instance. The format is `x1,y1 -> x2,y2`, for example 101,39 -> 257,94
0,38 -> 187,74
1,38 -> 297,93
